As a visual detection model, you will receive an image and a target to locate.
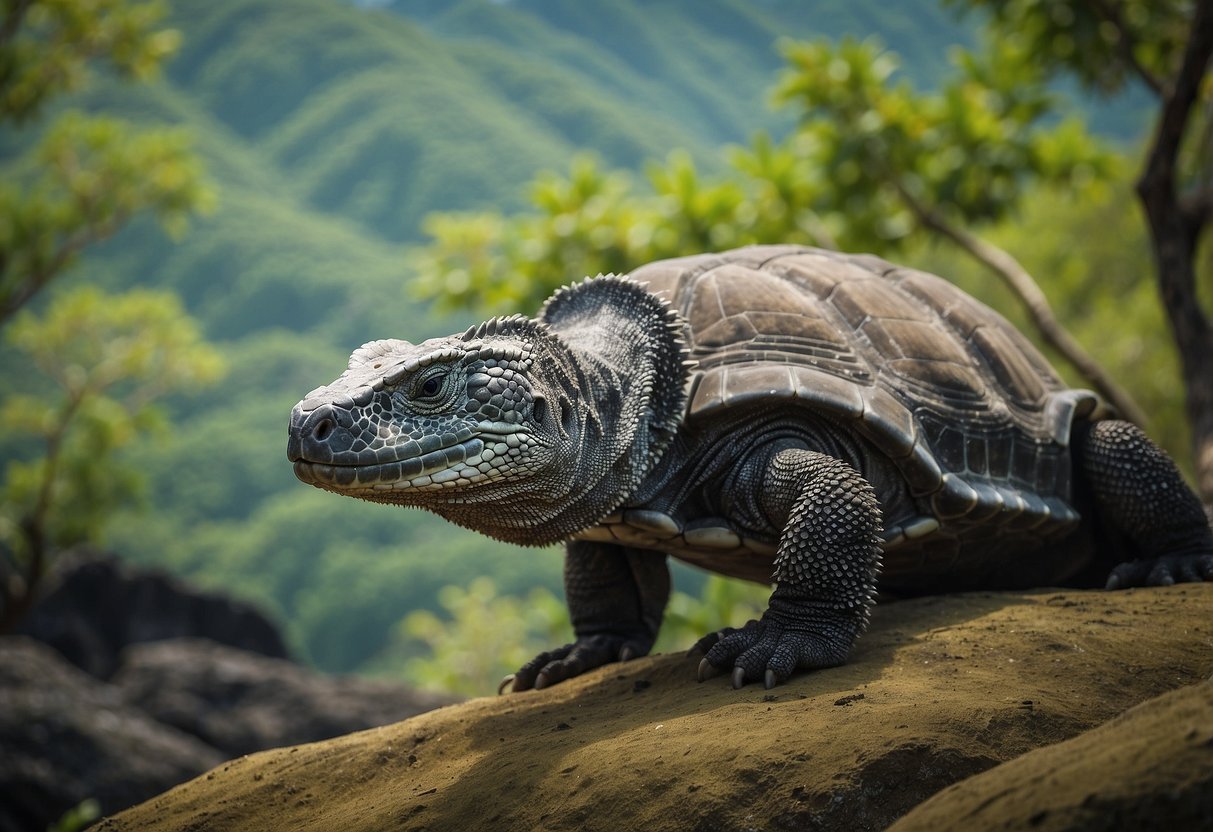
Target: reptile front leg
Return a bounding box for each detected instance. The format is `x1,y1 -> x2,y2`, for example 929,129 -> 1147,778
697,448 -> 882,689
504,540 -> 670,692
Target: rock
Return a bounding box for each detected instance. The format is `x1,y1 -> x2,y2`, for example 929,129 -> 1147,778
888,676 -> 1213,832
0,637 -> 224,832
16,549 -> 288,679
2,554 -> 456,830
111,639 -> 456,758
102,584 -> 1213,832
17,549 -> 288,679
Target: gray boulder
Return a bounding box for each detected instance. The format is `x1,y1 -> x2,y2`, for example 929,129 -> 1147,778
0,637 -> 223,832
112,638 -> 455,757
16,550 -> 288,679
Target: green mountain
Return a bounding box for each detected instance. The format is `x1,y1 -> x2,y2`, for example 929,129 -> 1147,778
2,0 -> 1151,674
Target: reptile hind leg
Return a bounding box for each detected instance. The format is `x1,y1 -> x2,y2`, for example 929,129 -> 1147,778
1077,420 -> 1213,588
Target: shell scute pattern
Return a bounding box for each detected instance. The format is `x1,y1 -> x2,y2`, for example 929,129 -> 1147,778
630,245 -> 1092,544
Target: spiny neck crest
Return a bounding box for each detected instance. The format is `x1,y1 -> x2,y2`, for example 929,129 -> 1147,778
460,314 -> 549,343
540,273 -> 694,481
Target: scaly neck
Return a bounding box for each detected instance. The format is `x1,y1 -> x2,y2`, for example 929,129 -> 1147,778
536,276 -> 690,530
427,276 -> 691,546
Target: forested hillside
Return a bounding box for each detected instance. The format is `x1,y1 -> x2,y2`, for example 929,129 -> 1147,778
1,0 -> 1156,681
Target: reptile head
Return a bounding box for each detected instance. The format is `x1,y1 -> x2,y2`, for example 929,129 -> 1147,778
289,277 -> 690,545
287,316 -> 573,513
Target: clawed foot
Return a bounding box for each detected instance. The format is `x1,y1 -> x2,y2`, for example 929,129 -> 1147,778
1105,553 -> 1213,590
689,604 -> 858,690
499,634 -> 648,694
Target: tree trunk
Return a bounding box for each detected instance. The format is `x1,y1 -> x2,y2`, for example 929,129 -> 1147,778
1135,1 -> 1213,506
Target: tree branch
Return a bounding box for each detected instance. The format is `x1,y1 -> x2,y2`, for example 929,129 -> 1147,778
0,0 -> 35,48
1137,1 -> 1213,216
898,184 -> 1150,426
1079,0 -> 1167,97
0,214 -> 127,324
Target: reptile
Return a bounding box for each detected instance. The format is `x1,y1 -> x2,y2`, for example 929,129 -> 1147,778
287,245 -> 1213,690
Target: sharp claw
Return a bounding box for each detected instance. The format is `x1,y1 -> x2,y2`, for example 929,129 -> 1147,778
732,667 -> 746,690
534,671 -> 551,690
619,645 -> 635,662
764,669 -> 776,690
697,657 -> 722,683
497,674 -> 516,695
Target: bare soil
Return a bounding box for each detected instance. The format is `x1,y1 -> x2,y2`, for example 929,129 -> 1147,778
101,583 -> 1213,832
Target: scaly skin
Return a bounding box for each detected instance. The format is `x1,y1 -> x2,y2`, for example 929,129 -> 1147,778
1075,421 -> 1213,587
288,272 -> 1213,691
288,282 -> 688,547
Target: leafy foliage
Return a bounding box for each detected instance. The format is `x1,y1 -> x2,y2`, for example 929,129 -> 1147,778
46,798 -> 101,832
0,0 -> 218,631
0,0 -> 179,122
0,0 -> 212,322
0,287 -> 223,627
413,36 -> 1117,314
945,0 -> 1193,95
657,576 -> 770,655
378,573 -> 769,696
0,112 -> 212,321
391,577 -> 570,696
774,35 -> 1116,238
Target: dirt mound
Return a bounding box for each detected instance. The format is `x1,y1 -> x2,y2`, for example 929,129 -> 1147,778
103,584 -> 1213,831
889,677 -> 1213,832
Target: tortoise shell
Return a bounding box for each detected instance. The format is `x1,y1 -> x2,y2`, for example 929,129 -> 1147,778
627,245 -> 1100,553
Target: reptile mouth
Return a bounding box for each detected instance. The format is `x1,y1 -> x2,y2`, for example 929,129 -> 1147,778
294,437 -> 486,490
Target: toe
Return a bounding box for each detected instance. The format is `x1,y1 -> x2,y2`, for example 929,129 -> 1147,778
697,657 -> 724,682
1147,561 -> 1176,586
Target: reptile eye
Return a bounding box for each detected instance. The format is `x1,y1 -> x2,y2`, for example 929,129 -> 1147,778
418,374 -> 445,399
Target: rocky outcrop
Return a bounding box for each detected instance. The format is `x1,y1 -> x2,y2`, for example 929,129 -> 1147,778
0,552 -> 456,832
103,583 -> 1213,832
0,635 -> 455,832
888,677 -> 1213,832
16,550 -> 288,679
112,638 -> 454,758
0,638 -> 224,832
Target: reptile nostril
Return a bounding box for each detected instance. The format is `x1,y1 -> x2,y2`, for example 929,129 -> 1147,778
312,417 -> 335,442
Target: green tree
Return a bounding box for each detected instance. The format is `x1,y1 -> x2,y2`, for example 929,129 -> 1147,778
948,0 -> 1213,503
0,0 -> 211,322
0,0 -> 218,629
416,5 -> 1211,494
387,574 -> 770,696
771,35 -> 1144,423
0,287 -> 224,631
1,0 -> 179,122
391,577 -> 570,696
